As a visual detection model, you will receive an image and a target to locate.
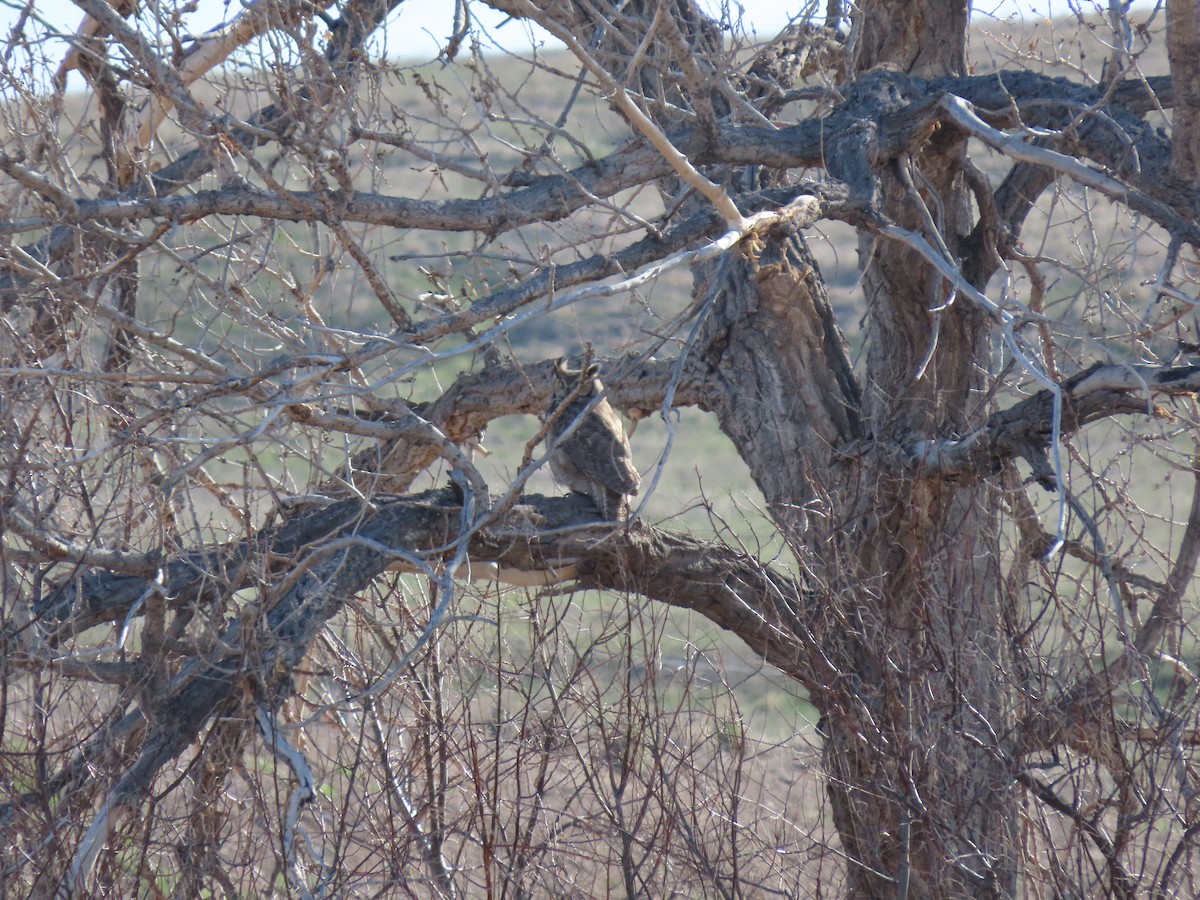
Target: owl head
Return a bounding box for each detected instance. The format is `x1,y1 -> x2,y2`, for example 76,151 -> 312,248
553,358 -> 603,399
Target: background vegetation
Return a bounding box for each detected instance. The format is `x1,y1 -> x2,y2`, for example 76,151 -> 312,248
3,1 -> 1200,897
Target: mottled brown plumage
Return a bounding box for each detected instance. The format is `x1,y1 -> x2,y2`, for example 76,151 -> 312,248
546,359 -> 640,521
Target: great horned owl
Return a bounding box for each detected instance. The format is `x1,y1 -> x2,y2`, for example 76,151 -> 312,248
546,359 -> 640,521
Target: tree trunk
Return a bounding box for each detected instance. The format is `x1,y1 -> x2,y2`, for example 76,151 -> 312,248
837,2 -> 1018,894
698,235 -> 1017,897
693,2 -> 1020,894
1168,0 -> 1200,185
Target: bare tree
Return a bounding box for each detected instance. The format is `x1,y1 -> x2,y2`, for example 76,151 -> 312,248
2,0 -> 1200,896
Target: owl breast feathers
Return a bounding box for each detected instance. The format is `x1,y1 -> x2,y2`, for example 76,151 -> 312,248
546,359 -> 640,521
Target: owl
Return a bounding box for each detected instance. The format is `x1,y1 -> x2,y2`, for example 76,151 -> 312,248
546,359 -> 640,521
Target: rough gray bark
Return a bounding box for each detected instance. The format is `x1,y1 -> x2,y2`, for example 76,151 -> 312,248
1169,0 -> 1200,184
822,3 -> 1017,893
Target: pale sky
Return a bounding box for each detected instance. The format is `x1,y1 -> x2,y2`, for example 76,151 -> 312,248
0,0 -> 1140,68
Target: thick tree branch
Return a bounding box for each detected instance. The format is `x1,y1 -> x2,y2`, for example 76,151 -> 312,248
26,489 -> 808,654
15,488 -> 810,882
908,362 -> 1197,480
5,72 -> 1195,254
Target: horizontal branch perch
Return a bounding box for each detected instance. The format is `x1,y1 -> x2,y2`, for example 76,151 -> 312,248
10,486 -> 813,890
